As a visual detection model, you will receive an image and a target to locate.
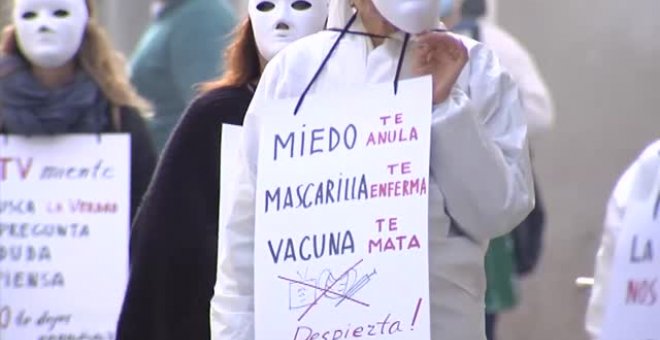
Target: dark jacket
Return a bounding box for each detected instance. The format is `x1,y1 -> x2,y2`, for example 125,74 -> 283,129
115,107 -> 159,221
117,85 -> 253,340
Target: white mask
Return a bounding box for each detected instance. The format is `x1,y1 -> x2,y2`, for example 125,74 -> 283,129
13,0 -> 89,68
249,0 -> 328,61
372,0 -> 439,34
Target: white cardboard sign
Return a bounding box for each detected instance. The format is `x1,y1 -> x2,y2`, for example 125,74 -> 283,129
254,77 -> 432,339
601,170 -> 660,340
0,134 -> 130,340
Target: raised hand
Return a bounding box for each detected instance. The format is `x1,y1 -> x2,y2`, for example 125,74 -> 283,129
412,31 -> 468,105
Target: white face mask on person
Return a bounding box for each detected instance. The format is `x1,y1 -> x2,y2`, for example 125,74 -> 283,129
371,0 -> 440,34
249,0 -> 329,61
13,0 -> 89,69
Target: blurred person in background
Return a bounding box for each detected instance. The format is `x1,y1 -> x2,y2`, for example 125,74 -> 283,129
446,0 -> 555,339
130,0 -> 236,151
0,0 -> 156,222
116,1 -> 329,339
585,139 -> 660,339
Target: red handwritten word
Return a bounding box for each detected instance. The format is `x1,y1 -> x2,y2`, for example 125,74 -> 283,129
387,162 -> 411,176
0,157 -> 32,181
375,218 -> 398,232
368,235 -> 421,253
369,112 -> 418,146
293,313 -> 403,340
379,113 -> 405,126
365,128 -> 418,147
68,199 -> 118,214
626,278 -> 657,306
370,178 -> 427,198
370,218 -> 421,253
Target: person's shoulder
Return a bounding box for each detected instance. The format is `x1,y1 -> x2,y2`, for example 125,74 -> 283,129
611,139 -> 660,207
638,139 -> 660,160
186,86 -> 254,125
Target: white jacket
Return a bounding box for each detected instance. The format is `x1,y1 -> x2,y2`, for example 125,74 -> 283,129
585,139 -> 660,339
477,21 -> 555,135
212,14 -> 534,340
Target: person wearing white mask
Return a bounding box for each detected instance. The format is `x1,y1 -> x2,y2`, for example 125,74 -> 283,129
219,0 -> 534,339
129,0 -> 237,152
116,1 -> 328,339
0,0 -> 156,221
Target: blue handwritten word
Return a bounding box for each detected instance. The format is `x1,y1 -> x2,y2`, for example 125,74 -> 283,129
273,124 -> 358,161
265,175 -> 369,213
268,231 -> 355,264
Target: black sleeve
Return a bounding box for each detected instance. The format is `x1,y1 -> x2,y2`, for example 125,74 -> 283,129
116,88 -> 250,340
119,108 -> 158,223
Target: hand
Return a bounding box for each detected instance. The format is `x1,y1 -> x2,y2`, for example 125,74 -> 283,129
412,31 -> 468,105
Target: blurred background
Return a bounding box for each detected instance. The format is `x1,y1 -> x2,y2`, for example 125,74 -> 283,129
2,0 -> 658,339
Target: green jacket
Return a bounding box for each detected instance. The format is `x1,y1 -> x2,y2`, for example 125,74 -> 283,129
130,0 -> 236,151
485,234 -> 518,312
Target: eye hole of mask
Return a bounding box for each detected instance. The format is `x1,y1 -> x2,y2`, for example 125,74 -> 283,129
291,0 -> 312,10
22,11 -> 37,20
256,1 -> 276,12
53,9 -> 70,18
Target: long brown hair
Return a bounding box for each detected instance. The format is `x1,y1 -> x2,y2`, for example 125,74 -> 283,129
1,0 -> 151,116
199,17 -> 261,92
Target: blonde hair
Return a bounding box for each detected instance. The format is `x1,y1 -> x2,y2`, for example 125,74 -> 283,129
1,0 -> 152,117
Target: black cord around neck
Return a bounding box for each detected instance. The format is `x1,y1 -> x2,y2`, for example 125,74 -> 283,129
294,12 -> 359,115
325,28 -> 390,40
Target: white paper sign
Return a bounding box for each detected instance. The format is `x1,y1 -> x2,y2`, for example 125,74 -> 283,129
601,169 -> 660,340
0,135 -> 130,340
254,77 -> 432,339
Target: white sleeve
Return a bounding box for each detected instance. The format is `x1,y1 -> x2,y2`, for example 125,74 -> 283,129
430,43 -> 534,241
585,193 -> 624,340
